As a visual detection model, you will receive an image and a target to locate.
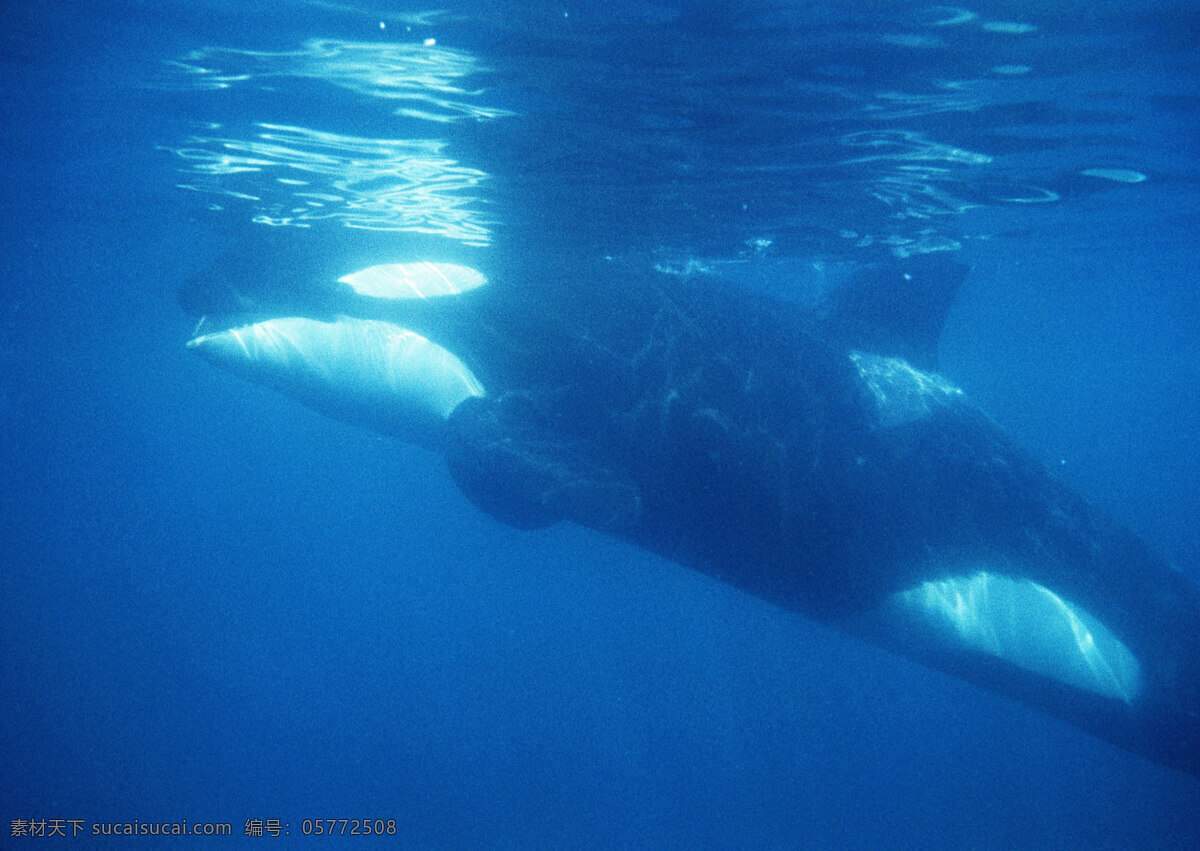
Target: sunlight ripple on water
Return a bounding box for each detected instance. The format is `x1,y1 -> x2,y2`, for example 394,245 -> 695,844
161,39 -> 512,244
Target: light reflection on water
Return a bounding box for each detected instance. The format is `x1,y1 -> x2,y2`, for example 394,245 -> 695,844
161,38 -> 511,244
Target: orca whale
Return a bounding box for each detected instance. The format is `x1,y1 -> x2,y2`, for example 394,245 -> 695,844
185,240 -> 1200,779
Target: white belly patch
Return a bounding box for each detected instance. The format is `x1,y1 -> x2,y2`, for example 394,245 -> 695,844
889,570 -> 1142,704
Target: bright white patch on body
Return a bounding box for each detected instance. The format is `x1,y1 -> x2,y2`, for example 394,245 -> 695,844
849,351 -> 963,428
893,571 -> 1142,704
339,262 -> 487,299
188,316 -> 483,448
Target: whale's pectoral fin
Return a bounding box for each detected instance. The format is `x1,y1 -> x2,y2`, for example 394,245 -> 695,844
445,394 -> 642,533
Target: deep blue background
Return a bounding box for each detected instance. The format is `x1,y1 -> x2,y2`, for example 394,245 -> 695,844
2,1 -> 1199,847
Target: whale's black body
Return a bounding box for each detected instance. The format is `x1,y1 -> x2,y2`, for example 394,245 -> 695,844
185,240 -> 1200,779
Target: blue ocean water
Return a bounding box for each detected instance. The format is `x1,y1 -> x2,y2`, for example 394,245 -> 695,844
2,0 -> 1199,846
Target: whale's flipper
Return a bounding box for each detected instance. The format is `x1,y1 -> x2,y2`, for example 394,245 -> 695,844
445,394 -> 642,533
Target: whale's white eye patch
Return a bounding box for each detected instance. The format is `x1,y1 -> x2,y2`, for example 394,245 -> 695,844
890,571 -> 1142,704
188,316 -> 484,448
339,262 -> 486,299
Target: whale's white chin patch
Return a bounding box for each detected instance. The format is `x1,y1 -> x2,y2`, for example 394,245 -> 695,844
889,571 -> 1142,704
188,316 -> 484,449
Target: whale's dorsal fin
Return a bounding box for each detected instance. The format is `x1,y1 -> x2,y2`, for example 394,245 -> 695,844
816,256 -> 968,371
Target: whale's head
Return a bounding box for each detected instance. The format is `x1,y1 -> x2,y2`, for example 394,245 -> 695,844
187,262 -> 489,450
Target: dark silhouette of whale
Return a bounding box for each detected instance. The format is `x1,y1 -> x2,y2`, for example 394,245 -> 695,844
184,235 -> 1200,779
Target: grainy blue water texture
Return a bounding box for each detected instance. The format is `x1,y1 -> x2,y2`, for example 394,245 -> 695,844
3,1 -> 1199,846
